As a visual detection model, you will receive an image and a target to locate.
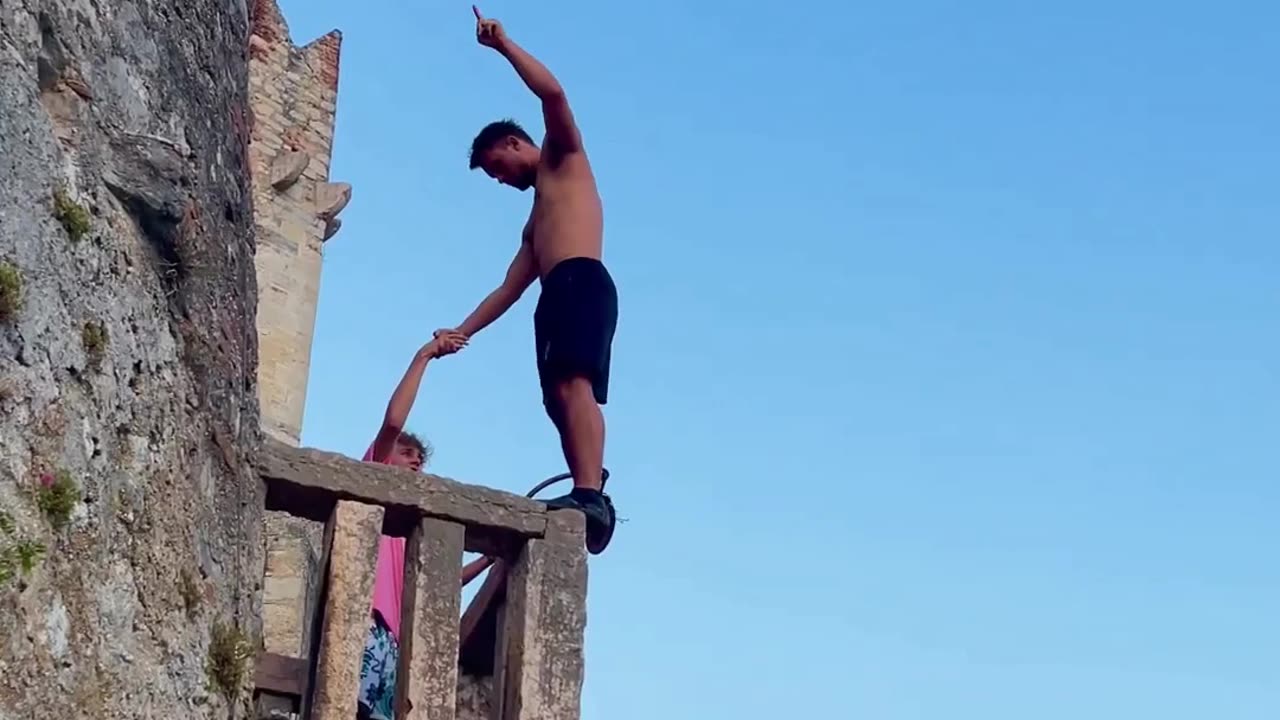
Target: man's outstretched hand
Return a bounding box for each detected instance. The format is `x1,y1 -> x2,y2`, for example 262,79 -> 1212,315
472,5 -> 507,51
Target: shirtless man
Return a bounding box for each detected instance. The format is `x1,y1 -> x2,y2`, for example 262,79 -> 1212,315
434,7 -> 619,554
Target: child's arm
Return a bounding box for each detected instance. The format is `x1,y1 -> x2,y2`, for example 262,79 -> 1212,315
461,556 -> 497,587
369,333 -> 467,463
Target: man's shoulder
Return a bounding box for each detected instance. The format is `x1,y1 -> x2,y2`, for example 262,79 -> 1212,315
539,142 -> 592,172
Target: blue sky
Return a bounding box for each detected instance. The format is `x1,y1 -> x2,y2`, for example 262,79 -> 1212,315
282,1 -> 1278,717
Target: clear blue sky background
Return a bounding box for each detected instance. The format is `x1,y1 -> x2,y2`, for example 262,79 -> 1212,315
281,1 -> 1277,717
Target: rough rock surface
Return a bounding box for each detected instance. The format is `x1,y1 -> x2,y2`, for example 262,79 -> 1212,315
456,674 -> 493,720
0,0 -> 261,717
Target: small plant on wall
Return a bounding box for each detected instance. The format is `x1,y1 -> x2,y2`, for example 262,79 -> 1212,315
37,470 -> 80,530
53,188 -> 91,242
82,320 -> 108,371
206,621 -> 253,700
0,262 -> 21,322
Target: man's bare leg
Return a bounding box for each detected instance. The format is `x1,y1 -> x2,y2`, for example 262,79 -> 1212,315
544,375 -> 615,553
551,376 -> 605,492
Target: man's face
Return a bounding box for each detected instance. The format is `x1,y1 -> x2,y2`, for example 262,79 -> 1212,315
387,441 -> 423,472
479,138 -> 536,191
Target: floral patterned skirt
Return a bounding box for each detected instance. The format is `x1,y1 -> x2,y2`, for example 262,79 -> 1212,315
357,613 -> 399,720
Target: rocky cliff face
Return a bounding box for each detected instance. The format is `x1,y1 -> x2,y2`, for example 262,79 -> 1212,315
0,1 -> 262,717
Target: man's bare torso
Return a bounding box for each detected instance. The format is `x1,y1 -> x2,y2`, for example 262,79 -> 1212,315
522,148 -> 603,279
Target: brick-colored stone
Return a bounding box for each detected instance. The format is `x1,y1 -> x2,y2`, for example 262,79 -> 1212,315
309,500 -> 384,720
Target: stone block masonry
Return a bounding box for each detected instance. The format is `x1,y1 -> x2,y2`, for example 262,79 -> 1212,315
247,0 -> 353,660
249,0 -> 348,449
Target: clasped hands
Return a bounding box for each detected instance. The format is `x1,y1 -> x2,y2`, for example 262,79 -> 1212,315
417,328 -> 470,361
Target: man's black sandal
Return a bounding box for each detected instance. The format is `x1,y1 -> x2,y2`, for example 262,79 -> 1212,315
538,469 -> 617,555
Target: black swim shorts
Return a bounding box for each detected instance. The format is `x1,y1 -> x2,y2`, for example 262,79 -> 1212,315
533,257 -> 618,405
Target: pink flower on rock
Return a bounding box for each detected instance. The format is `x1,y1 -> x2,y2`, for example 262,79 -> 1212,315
39,473 -> 55,488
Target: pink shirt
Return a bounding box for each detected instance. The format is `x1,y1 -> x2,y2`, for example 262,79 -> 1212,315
363,443 -> 406,642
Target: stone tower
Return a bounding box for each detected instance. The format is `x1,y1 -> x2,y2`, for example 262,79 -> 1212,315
248,0 -> 350,448
247,0 -> 351,657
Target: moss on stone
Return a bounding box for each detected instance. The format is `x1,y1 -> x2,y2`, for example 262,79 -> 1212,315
82,320 -> 108,371
0,262 -> 21,322
53,188 -> 91,242
206,621 -> 252,700
37,470 -> 80,530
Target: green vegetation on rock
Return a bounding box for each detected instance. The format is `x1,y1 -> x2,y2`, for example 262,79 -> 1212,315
206,621 -> 253,700
53,188 -> 91,242
37,470 -> 80,530
0,262 -> 21,322
82,320 -> 108,371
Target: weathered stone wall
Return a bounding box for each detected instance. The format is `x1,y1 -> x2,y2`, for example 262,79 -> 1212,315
260,507 -> 325,657
245,0 -> 348,659
0,0 -> 262,717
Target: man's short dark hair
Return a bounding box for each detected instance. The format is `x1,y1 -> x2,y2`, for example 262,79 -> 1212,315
469,119 -> 534,169
398,431 -> 434,467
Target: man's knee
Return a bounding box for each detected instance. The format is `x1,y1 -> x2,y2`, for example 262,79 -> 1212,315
543,375 -> 593,422
553,376 -> 593,404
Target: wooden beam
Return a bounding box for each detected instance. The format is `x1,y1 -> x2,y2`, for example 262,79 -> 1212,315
254,651 -> 309,697
395,517 -> 466,720
495,512 -> 589,720
309,500 -> 384,720
258,439 -> 548,542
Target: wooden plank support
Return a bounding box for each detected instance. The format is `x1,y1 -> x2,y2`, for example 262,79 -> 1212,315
254,651 -> 309,697
309,500 -> 385,720
258,439 -> 547,552
493,511 -> 589,720
394,517 -> 466,720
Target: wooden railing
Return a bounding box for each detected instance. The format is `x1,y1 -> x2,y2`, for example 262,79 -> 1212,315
251,439 -> 588,720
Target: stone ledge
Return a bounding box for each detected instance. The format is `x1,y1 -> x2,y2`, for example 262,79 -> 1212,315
258,439 -> 548,552
270,149 -> 310,190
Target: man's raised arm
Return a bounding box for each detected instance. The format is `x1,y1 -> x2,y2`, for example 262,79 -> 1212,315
474,6 -> 582,155
448,242 -> 537,339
